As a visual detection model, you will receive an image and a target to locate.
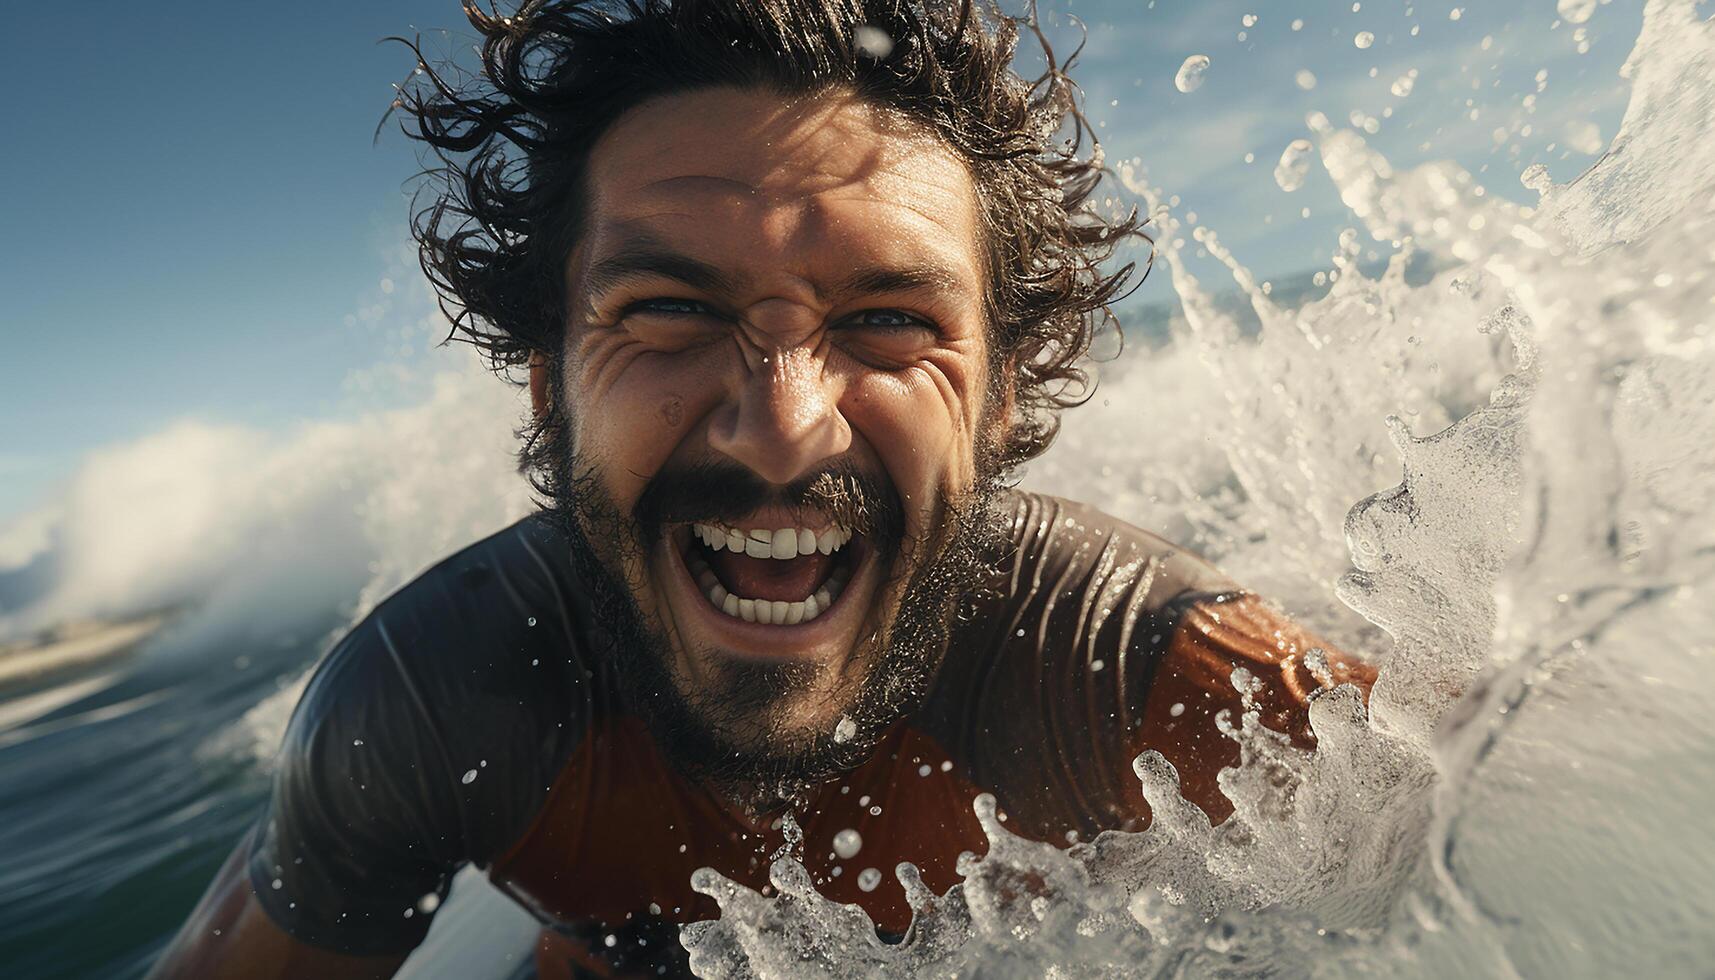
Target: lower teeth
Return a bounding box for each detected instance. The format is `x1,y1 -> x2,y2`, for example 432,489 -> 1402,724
689,557 -> 844,625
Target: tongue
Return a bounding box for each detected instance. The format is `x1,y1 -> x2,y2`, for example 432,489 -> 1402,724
707,549 -> 833,602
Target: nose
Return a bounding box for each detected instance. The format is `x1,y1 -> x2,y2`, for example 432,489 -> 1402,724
708,346 -> 850,485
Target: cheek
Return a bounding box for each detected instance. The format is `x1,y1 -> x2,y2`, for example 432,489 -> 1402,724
842,358 -> 984,520
563,341 -> 727,503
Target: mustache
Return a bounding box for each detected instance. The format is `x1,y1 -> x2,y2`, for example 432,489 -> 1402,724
632,458 -> 902,542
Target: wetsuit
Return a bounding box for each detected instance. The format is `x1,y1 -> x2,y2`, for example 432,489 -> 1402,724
247,491 -> 1374,977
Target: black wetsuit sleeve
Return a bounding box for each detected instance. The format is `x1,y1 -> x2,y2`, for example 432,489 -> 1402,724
243,514 -> 592,956
246,619 -> 464,956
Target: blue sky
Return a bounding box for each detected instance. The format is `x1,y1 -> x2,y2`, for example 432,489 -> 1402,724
0,0 -> 1641,522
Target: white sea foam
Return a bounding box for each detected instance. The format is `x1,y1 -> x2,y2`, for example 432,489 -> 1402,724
0,367 -> 533,644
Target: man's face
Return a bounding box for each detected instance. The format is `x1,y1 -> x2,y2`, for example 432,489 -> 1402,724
547,86 -> 997,780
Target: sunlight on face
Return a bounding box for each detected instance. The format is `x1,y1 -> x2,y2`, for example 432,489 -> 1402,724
555,86 -> 994,747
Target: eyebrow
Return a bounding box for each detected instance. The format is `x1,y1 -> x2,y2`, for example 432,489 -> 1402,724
836,265 -> 970,299
583,245 -> 738,300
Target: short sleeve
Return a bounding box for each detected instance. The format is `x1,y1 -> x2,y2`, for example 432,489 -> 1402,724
245,621 -> 464,956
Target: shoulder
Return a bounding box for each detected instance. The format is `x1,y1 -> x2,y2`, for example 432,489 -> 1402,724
248,515 -> 598,952
922,492 -> 1375,836
351,512 -> 583,670
995,490 -> 1235,611
929,491 -> 1234,744
919,491 -> 1236,836
940,489 -> 1236,681
294,513 -> 587,735
273,513 -> 594,863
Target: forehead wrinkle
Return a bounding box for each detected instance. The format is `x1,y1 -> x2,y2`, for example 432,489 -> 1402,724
638,173 -> 761,197
612,128 -> 967,217
578,93 -> 987,312
623,176 -> 976,268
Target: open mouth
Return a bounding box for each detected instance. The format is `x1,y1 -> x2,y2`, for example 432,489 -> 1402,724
677,522 -> 862,626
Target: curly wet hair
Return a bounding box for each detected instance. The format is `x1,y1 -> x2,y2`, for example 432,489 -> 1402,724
393,0 -> 1146,472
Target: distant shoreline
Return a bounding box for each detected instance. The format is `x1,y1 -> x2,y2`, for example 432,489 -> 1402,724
0,613 -> 169,691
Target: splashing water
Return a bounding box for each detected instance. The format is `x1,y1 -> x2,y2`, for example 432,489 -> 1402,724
1274,139 -> 1313,192
678,2 -> 1715,976
1174,54 -> 1210,93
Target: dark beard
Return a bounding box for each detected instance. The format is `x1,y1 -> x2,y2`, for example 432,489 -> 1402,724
538,438 -> 1007,809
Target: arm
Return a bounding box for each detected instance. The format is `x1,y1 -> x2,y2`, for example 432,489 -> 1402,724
146,832 -> 409,980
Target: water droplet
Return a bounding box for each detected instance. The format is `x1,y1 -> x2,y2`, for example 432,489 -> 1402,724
1354,31 -> 1375,49
461,769 -> 478,785
526,616 -> 537,627
1557,0 -> 1596,24
1275,139 -> 1314,192
1241,13 -> 1258,27
854,24 -> 893,60
1295,69 -> 1318,90
1175,55 -> 1211,93
352,738 -> 364,747
833,829 -> 863,859
833,715 -> 857,743
857,868 -> 883,892
1391,68 -> 1419,97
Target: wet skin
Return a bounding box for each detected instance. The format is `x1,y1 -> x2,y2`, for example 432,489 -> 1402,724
531,86 -> 997,748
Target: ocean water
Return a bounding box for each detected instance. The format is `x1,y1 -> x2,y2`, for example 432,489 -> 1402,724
2,1 -> 1712,977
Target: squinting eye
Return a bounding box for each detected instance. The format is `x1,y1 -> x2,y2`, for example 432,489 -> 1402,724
625,297 -> 715,317
846,309 -> 928,330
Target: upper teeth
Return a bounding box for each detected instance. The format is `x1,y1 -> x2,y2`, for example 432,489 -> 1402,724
692,523 -> 851,560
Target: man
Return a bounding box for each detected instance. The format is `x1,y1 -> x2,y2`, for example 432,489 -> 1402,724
152,0 -> 1372,976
